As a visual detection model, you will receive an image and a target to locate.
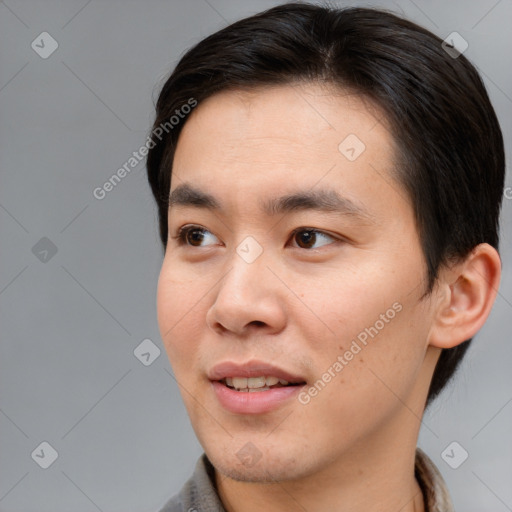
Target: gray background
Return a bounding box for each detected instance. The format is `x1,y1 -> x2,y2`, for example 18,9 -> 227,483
0,0 -> 510,511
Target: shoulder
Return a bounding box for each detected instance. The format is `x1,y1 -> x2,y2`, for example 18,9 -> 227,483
156,493 -> 184,512
156,453 -> 226,512
415,447 -> 455,512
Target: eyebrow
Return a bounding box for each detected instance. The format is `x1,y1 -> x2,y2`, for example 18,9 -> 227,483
168,183 -> 375,222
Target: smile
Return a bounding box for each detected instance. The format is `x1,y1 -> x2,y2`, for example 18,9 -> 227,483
220,376 -> 298,392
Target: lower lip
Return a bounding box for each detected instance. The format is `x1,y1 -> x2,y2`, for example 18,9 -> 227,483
211,381 -> 305,414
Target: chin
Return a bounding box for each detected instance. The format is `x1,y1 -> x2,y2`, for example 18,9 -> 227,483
216,466 -> 281,483
206,443 -> 312,484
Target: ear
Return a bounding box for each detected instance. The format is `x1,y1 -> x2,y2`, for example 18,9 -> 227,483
428,243 -> 501,349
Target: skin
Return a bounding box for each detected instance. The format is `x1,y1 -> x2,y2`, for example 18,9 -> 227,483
156,82 -> 501,512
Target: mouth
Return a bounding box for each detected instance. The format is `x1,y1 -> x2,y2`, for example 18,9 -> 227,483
218,376 -> 305,392
208,360 -> 307,414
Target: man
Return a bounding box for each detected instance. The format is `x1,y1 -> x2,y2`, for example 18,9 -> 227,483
146,3 -> 504,511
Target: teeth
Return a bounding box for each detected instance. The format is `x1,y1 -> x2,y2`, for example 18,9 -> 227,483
266,376 -> 279,386
231,377 -> 248,389
224,375 -> 292,390
247,377 -> 266,389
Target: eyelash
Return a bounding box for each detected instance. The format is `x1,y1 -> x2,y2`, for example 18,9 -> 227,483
171,225 -> 341,250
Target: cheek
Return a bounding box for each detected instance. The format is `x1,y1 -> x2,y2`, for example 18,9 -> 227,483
156,261 -> 204,364
156,264 -> 175,340
298,308 -> 428,448
300,258 -> 429,391
302,267 -> 398,343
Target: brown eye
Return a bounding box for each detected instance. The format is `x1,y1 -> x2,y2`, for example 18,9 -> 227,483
292,228 -> 336,249
185,228 -> 205,246
294,229 -> 316,249
175,226 -> 219,247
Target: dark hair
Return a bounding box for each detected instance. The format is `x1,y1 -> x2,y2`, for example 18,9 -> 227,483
146,2 -> 505,406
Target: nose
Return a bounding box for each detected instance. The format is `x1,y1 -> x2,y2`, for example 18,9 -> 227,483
205,245 -> 287,338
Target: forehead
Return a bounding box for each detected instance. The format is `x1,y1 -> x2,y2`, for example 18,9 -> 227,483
171,83 -> 406,219
177,83 -> 389,149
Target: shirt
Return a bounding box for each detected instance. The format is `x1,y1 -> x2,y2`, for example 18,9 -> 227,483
157,447 -> 455,512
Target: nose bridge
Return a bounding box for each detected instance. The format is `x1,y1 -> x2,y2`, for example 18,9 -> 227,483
207,234 -> 286,334
235,234 -> 266,266
223,234 -> 270,300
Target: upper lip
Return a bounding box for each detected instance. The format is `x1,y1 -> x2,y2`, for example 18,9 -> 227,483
208,360 -> 306,383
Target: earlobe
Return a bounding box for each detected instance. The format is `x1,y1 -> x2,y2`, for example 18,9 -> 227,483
428,243 -> 501,349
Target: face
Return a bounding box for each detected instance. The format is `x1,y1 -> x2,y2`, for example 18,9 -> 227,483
157,83 -> 439,483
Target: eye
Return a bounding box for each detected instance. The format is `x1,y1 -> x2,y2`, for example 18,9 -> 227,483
290,228 -> 337,249
173,225 -> 338,250
173,225 -> 219,247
